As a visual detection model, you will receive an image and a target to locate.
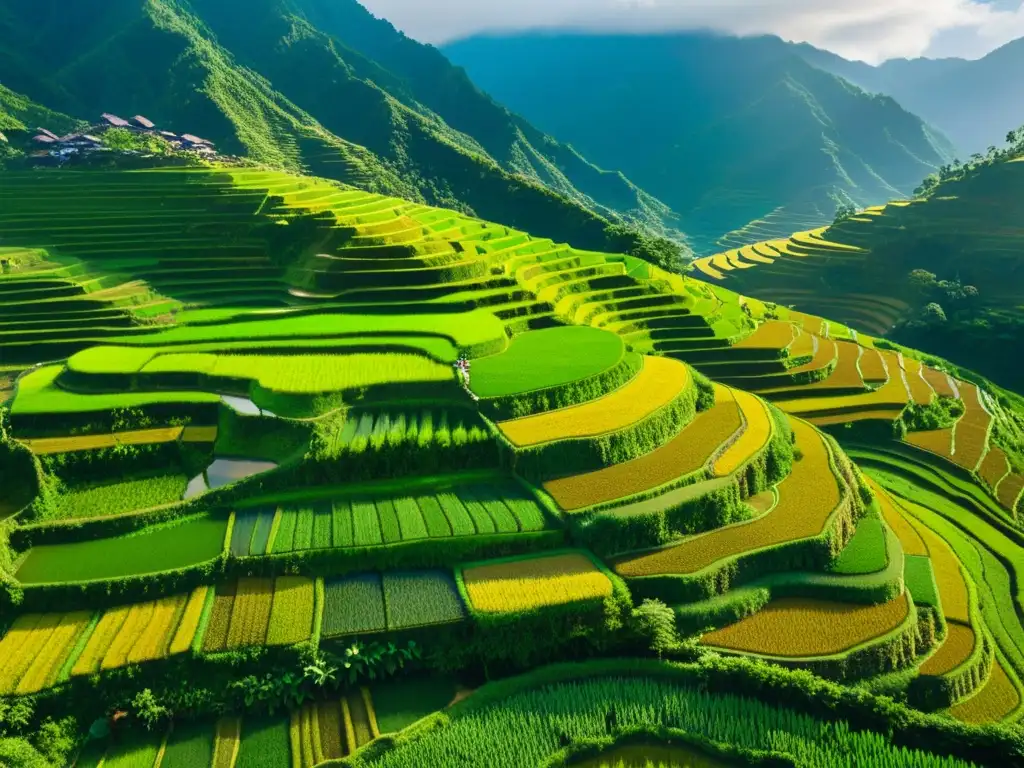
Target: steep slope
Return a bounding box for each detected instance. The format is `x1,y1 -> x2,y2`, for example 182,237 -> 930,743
0,0 -> 677,252
692,148 -> 1024,390
794,38 -> 1024,156
443,32 -> 954,254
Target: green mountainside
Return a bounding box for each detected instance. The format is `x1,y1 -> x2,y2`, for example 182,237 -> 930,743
794,38 -> 1024,156
692,141 -> 1024,391
0,0 -> 677,252
442,32 -> 955,254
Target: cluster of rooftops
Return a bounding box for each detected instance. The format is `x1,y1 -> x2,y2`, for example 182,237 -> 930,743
27,113 -> 217,159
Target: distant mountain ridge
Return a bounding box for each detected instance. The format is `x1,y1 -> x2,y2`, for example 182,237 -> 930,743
792,37 -> 1024,155
443,32 -> 955,254
0,0 -> 680,252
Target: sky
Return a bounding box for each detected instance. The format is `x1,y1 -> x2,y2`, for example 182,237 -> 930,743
358,0 -> 1024,64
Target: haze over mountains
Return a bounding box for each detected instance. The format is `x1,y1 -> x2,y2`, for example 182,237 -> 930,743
444,33 -> 956,253
2,0 -> 1022,257
793,37 -> 1024,155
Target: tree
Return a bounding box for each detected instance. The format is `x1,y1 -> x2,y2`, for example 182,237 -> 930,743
631,599 -> 679,658
131,689 -> 168,731
922,302 -> 947,325
603,224 -> 689,274
832,203 -> 858,225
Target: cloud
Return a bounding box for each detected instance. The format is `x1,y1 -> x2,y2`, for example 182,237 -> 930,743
357,0 -> 1024,63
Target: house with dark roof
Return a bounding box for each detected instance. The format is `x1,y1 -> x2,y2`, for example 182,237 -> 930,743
32,135 -> 57,145
101,113 -> 131,128
37,128 -> 60,140
181,134 -> 213,146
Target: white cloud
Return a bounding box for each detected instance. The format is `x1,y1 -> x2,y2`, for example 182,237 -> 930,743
358,0 -> 1024,63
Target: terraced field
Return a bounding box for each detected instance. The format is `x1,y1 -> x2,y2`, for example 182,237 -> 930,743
2,164 -> 1023,766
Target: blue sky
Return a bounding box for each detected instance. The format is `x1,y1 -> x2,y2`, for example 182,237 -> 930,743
359,0 -> 1024,63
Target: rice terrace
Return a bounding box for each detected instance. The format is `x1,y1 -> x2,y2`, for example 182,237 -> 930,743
3,1 -> 1024,766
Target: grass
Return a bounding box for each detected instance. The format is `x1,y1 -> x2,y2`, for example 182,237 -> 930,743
323,573 -> 387,637
49,474 -> 188,521
462,552 -> 613,614
544,384 -> 740,511
701,594 -> 911,657
615,420 -> 838,577
161,722 -> 216,768
12,364 -> 219,414
830,514 -> 888,575
371,678 -> 458,733
213,717 -> 241,768
266,576 -> 315,646
469,326 -> 623,398
498,356 -> 688,447
15,514 -> 227,584
900,500 -> 971,623
203,582 -> 237,653
235,716 -> 291,768
383,571 -> 466,630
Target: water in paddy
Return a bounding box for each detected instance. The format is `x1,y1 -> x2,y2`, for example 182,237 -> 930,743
184,458 -> 278,499
221,394 -> 276,418
573,743 -> 739,768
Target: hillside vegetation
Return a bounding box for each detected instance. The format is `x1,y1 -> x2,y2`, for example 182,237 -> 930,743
443,32 -> 955,254
693,135 -> 1024,390
0,0 -> 678,253
1,163 -> 1024,765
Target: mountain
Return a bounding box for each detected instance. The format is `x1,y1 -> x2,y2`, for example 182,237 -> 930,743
691,144 -> 1024,391
794,38 -> 1024,156
442,32 -> 955,254
0,0 -> 680,253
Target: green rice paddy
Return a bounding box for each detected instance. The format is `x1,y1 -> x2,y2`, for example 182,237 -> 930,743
15,515 -> 227,584
470,326 -> 624,397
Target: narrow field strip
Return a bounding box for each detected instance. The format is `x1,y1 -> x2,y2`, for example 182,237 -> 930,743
383,571 -> 466,630
923,366 -> 957,398
905,427 -> 954,461
952,383 -> 993,472
868,480 -> 927,556
902,358 -> 935,405
980,446 -> 1012,491
462,552 -> 612,613
19,426 -> 185,454
713,390 -> 772,477
497,356 -> 689,447
801,340 -> 865,391
949,658 -> 1022,724
809,410 -> 904,427
266,576 -> 316,646
615,419 -> 839,577
899,500 -> 970,623
858,348 -> 888,382
14,611 -> 92,694
777,350 -> 909,417
701,593 -> 911,657
226,577 -> 274,650
997,473 -> 1024,512
543,384 -> 740,511
733,320 -> 794,350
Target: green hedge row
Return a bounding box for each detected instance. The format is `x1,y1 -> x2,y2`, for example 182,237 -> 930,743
478,351 -> 643,421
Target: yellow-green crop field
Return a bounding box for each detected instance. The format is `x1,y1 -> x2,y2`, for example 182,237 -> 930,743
616,420 -> 839,577
713,389 -> 772,477
462,552 -> 612,613
498,356 -> 688,446
919,622 -> 976,676
950,660 -> 1022,723
544,384 -> 741,510
701,594 -> 911,657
